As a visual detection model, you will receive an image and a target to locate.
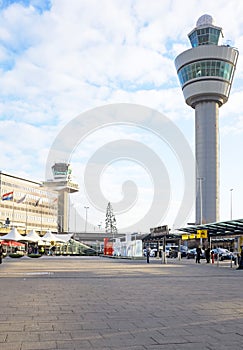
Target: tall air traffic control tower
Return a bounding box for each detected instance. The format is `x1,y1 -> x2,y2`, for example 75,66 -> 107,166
175,14 -> 238,224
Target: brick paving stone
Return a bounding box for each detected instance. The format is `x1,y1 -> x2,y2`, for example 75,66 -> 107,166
56,339 -> 92,349
23,323 -> 55,332
21,340 -> 57,350
53,322 -> 83,331
0,333 -> 7,342
38,331 -> 72,342
0,343 -> 22,350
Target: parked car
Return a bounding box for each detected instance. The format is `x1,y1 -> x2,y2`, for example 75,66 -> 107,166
187,248 -> 205,259
211,248 -> 236,261
180,245 -> 188,258
150,249 -> 157,257
143,248 -> 157,257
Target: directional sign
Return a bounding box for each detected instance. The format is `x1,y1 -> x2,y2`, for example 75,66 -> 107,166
182,234 -> 189,240
197,230 -> 208,238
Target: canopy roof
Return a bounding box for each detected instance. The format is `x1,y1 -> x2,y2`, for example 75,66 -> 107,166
54,234 -> 72,243
23,229 -> 41,242
178,219 -> 243,237
1,227 -> 23,241
42,230 -> 66,243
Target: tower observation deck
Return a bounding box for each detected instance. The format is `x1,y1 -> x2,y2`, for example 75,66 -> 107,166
175,14 -> 238,224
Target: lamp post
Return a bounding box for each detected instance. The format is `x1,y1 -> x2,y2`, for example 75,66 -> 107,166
230,188 -> 233,220
84,206 -> 89,233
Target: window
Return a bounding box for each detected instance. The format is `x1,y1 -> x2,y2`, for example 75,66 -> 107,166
189,27 -> 221,47
178,60 -> 234,86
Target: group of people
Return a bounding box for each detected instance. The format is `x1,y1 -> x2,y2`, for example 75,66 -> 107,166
196,246 -> 211,263
195,246 -> 211,263
196,245 -> 243,267
0,242 -> 48,264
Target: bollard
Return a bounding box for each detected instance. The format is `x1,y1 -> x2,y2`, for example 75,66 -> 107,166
211,252 -> 214,264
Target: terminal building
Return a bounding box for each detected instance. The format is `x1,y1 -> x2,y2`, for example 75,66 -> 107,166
0,162 -> 79,236
0,171 -> 58,235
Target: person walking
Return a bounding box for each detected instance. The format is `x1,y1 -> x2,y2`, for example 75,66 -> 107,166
205,247 -> 210,263
196,246 -> 202,263
0,243 -> 4,264
146,247 -> 150,264
237,249 -> 243,270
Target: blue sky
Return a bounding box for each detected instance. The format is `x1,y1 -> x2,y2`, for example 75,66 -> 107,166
1,0 -> 243,233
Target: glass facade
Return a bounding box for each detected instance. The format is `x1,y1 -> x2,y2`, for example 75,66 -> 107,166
178,59 -> 233,86
189,27 -> 221,47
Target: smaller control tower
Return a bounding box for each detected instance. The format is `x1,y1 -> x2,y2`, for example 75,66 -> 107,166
43,162 -> 79,232
175,15 -> 238,224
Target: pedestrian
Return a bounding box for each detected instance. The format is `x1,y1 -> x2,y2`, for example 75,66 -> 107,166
236,249 -> 243,270
196,246 -> 202,263
146,247 -> 150,264
205,247 -> 210,263
0,243 -> 3,264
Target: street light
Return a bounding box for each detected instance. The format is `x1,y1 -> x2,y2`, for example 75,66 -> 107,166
84,206 -> 89,233
230,188 -> 233,220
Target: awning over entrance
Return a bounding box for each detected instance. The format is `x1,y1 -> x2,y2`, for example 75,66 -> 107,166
141,233 -> 181,242
178,219 -> 243,237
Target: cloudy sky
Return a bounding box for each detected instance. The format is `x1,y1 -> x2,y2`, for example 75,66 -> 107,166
1,0 -> 243,233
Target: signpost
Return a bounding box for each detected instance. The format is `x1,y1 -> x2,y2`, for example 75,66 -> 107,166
197,230 -> 208,239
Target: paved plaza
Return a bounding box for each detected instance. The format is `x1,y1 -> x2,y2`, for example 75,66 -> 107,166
0,256 -> 243,350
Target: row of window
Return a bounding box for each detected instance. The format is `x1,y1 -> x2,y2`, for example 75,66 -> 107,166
11,214 -> 55,224
1,180 -> 57,200
178,59 -> 234,86
1,210 -> 56,223
1,201 -> 57,212
189,27 -> 221,47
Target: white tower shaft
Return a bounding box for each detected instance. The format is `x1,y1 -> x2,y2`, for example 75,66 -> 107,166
195,101 -> 219,223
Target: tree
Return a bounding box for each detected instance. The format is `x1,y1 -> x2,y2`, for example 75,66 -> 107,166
105,202 -> 117,239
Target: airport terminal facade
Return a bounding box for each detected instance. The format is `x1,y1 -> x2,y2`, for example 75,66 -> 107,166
0,171 -> 58,235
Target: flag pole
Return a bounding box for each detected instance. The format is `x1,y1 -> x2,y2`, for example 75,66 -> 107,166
25,200 -> 28,234
41,200 -> 43,236
11,191 -> 15,228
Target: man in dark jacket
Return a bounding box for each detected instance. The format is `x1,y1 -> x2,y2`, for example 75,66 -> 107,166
237,249 -> 243,270
196,246 -> 202,263
0,243 -> 3,264
205,247 -> 210,263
